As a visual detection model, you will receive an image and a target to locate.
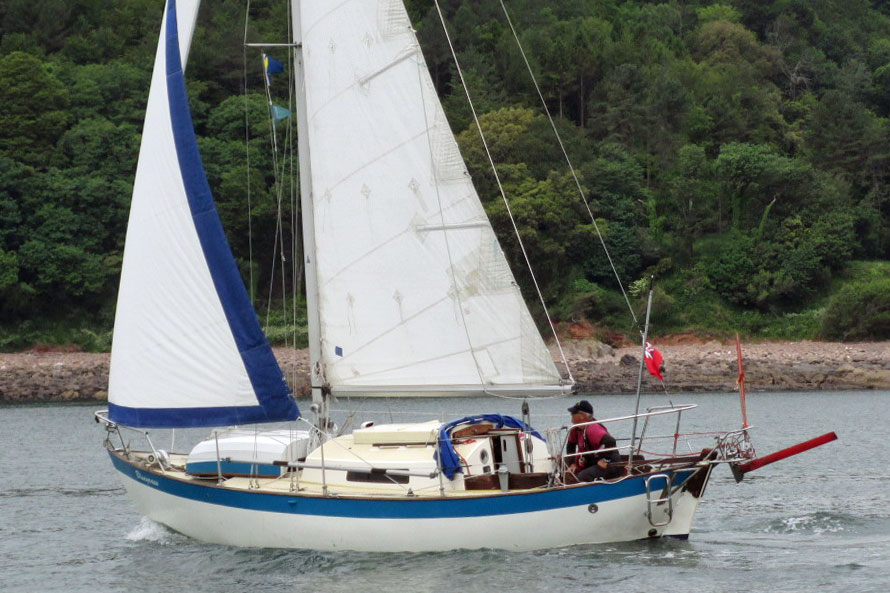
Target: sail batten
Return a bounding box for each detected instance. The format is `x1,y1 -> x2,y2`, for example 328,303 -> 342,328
108,0 -> 298,428
299,0 -> 563,395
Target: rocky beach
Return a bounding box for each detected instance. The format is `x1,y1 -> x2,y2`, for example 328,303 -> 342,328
2,340 -> 889,403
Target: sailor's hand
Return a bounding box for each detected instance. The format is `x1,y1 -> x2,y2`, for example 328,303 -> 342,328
597,458 -> 608,469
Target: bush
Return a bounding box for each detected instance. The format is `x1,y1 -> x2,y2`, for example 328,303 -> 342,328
697,233 -> 757,306
552,279 -> 633,327
260,303 -> 309,348
822,278 -> 890,340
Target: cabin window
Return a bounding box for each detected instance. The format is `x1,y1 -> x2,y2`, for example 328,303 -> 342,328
345,471 -> 409,484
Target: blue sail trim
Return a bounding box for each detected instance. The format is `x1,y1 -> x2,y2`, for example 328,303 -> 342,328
109,402 -> 297,429
158,0 -> 298,426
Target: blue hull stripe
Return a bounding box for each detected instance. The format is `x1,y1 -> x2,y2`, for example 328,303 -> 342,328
111,452 -> 696,519
120,0 -> 298,428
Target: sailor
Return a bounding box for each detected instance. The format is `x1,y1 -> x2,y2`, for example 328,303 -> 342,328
565,400 -> 621,481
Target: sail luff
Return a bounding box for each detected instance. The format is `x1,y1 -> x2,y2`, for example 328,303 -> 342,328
291,0 -> 327,415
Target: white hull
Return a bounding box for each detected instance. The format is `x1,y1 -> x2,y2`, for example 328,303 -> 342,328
112,452 -> 712,552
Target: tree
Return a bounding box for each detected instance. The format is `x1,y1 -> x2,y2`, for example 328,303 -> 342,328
663,143 -> 719,258
0,52 -> 70,166
714,142 -> 800,232
60,62 -> 149,125
806,90 -> 888,194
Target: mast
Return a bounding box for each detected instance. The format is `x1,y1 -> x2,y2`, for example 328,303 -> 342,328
290,0 -> 327,425
628,279 -> 654,460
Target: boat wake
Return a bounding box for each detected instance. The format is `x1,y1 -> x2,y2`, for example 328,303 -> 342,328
763,511 -> 861,535
126,517 -> 183,544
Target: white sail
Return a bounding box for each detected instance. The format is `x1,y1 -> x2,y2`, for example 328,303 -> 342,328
299,0 -> 563,396
108,0 -> 297,427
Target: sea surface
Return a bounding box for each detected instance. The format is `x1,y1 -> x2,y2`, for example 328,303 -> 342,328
1,390 -> 888,593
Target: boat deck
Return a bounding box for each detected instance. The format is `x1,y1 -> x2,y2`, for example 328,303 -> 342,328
120,448 -> 711,501
127,451 -> 561,499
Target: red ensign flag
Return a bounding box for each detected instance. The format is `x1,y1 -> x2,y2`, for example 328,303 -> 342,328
645,342 -> 664,381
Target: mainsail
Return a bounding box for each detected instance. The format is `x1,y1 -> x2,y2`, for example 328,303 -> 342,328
298,0 -> 564,396
108,0 -> 298,427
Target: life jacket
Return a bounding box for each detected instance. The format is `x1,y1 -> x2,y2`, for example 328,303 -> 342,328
570,421 -> 609,467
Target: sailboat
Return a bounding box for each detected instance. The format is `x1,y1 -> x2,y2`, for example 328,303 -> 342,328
96,0 -> 836,552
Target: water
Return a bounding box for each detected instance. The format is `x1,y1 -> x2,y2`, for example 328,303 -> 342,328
1,391 -> 888,592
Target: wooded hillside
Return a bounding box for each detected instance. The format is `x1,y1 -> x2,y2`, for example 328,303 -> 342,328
2,0 -> 890,350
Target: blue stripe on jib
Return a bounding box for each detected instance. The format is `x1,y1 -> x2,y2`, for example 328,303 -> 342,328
162,0 -> 298,426
109,402 -> 293,429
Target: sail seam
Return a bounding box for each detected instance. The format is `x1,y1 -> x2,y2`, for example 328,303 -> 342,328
358,46 -> 419,86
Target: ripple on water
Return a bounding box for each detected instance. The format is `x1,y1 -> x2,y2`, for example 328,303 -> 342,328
762,510 -> 863,535
0,487 -> 122,498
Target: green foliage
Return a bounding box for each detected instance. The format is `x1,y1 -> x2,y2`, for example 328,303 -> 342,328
60,62 -> 148,125
0,318 -> 113,352
697,5 -> 742,24
0,249 -> 18,292
0,51 -> 70,165
696,206 -> 854,310
3,0 -> 890,348
822,278 -> 890,340
260,303 -> 308,349
552,278 -> 629,327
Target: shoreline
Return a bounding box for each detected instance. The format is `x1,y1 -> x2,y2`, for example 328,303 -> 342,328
2,340 -> 890,403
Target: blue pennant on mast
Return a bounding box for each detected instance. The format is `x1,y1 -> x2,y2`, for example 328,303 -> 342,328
263,53 -> 284,85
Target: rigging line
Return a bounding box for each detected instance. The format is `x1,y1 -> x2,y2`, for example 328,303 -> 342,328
262,65 -> 291,330
262,183 -> 280,324
287,8 -> 300,388
278,125 -> 291,349
414,45 -> 487,393
242,0 -> 254,302
264,139 -> 288,327
487,390 -> 569,402
497,0 -> 638,327
274,126 -> 292,344
660,376 -> 674,408
261,52 -> 282,326
432,0 -> 575,386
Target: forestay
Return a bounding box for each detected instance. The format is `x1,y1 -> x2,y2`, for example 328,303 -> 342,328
299,0 -> 564,396
107,0 -> 298,428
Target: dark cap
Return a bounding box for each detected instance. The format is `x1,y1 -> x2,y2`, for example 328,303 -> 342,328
568,400 -> 593,415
